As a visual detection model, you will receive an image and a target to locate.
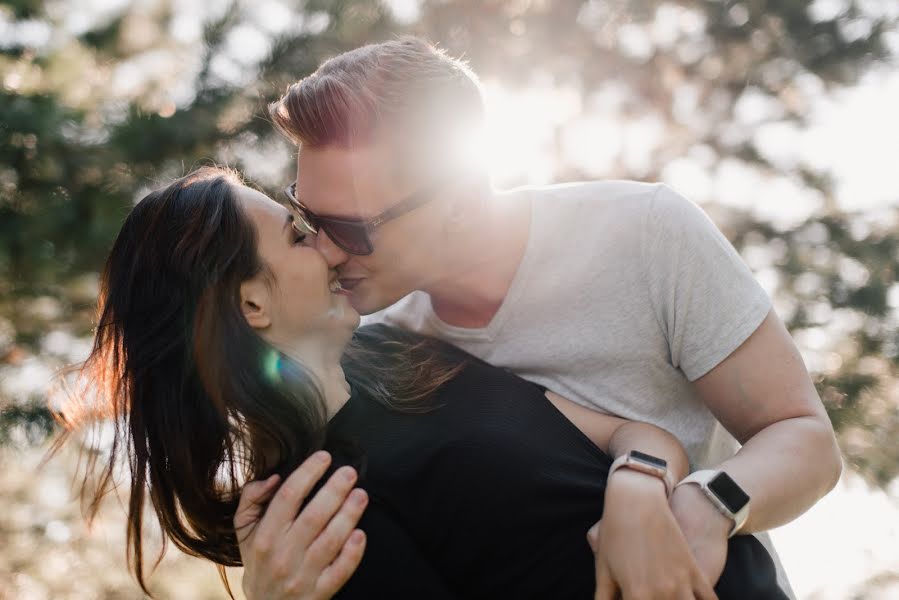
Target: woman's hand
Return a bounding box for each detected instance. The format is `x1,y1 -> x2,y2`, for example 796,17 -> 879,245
234,451 -> 369,600
669,483 -> 731,587
589,469 -> 719,600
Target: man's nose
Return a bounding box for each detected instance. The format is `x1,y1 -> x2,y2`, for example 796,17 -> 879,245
313,229 -> 350,269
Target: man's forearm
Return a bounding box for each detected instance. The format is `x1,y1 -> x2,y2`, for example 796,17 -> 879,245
684,310 -> 844,534
713,414 -> 842,533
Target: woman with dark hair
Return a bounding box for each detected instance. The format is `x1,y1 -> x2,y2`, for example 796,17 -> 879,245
49,167 -> 786,599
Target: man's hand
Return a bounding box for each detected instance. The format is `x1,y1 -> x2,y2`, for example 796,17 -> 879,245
590,469 -> 718,600
669,483 -> 731,587
235,451 -> 369,600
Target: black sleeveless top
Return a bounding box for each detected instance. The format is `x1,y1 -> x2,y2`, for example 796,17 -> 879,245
328,325 -> 785,599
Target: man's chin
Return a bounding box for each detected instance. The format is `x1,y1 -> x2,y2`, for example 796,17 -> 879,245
347,289 -> 372,315
348,288 -> 399,316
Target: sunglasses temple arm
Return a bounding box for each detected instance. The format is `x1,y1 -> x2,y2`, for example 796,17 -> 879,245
373,181 -> 444,225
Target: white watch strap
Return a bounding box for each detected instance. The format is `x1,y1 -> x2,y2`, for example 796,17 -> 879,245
677,469 -> 718,488
676,470 -> 750,538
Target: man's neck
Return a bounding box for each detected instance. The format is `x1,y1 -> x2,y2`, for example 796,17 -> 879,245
426,189 -> 531,329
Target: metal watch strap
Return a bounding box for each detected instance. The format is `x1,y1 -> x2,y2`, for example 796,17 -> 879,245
608,451 -> 675,498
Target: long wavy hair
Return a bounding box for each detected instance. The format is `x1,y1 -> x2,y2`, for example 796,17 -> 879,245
45,167 -> 462,598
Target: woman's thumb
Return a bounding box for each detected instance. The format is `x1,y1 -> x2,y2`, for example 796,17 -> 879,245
586,522 -> 600,552
234,474 -> 280,529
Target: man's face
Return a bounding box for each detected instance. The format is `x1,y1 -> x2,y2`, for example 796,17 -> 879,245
293,141 -> 442,315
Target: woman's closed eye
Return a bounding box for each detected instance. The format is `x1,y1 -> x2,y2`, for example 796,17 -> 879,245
290,221 -> 309,245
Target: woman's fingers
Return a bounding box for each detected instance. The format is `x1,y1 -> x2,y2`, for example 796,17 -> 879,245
252,451 -> 334,550
693,573 -> 720,600
590,526 -> 618,600
587,522 -> 600,552
303,487 -> 369,572
234,473 -> 280,541
314,529 -> 367,599
593,557 -> 617,600
237,453 -> 367,600
286,464 -> 359,550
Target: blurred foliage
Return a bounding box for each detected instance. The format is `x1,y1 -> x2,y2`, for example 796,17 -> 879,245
0,0 -> 898,493
0,396 -> 53,445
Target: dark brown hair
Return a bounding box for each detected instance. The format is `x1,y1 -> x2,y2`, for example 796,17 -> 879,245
45,167 -> 462,597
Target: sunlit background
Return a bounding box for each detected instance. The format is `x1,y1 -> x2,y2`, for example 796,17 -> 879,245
2,0 -> 898,598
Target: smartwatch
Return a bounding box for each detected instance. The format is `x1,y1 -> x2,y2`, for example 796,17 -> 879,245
608,450 -> 675,498
676,470 -> 751,538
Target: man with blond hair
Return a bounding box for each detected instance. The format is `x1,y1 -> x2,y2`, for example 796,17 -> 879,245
236,37 -> 839,599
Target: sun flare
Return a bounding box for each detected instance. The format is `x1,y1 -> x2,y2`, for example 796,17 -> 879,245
455,80 -> 583,186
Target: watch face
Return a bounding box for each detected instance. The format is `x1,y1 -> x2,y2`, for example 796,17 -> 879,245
708,472 -> 749,512
630,450 -> 667,469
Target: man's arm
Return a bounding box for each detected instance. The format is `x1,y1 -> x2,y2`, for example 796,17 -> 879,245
633,183 -> 842,588
670,308 -> 842,581
690,308 -> 842,530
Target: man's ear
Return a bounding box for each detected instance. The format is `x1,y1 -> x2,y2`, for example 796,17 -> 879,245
240,278 -> 272,330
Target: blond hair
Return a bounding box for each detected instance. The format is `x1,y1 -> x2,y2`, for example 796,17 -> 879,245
270,36 -> 485,179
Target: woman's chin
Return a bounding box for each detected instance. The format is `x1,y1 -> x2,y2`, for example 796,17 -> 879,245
347,308 -> 362,330
334,313 -> 360,352
328,295 -> 361,335
329,293 -> 357,319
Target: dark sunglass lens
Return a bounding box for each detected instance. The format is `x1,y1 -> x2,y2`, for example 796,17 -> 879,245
322,220 -> 372,255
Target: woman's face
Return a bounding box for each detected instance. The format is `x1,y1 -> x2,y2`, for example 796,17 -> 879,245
236,185 -> 359,348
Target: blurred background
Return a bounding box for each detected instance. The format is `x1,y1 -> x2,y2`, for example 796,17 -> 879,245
1,0 -> 898,598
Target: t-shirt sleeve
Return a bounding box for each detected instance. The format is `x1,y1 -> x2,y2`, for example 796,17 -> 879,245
358,310 -> 387,328
642,184 -> 772,381
335,498 -> 458,599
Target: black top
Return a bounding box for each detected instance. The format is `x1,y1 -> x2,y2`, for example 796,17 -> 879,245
327,325 -> 786,599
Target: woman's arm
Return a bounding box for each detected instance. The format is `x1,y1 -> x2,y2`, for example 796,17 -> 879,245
544,390 -> 689,480
544,390 -> 718,599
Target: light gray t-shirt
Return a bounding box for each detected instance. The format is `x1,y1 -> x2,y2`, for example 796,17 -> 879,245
364,180 -> 794,596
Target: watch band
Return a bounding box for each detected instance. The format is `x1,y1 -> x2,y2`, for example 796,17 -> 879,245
608,450 -> 675,498
676,470 -> 751,538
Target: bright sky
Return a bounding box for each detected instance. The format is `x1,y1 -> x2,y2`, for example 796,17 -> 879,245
801,66 -> 899,212
478,66 -> 899,223
769,472 -> 899,599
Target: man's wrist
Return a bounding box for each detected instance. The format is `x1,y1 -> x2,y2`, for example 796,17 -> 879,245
669,483 -> 733,539
675,470 -> 751,537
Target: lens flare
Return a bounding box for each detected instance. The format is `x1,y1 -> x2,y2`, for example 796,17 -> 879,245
263,349 -> 282,384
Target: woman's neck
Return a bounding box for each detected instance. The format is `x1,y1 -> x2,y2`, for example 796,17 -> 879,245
281,338 -> 351,419
313,363 -> 352,419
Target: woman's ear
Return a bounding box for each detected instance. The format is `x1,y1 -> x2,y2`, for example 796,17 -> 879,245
240,278 -> 272,330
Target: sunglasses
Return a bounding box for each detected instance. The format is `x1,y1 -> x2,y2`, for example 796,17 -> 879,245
283,180 -> 445,256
